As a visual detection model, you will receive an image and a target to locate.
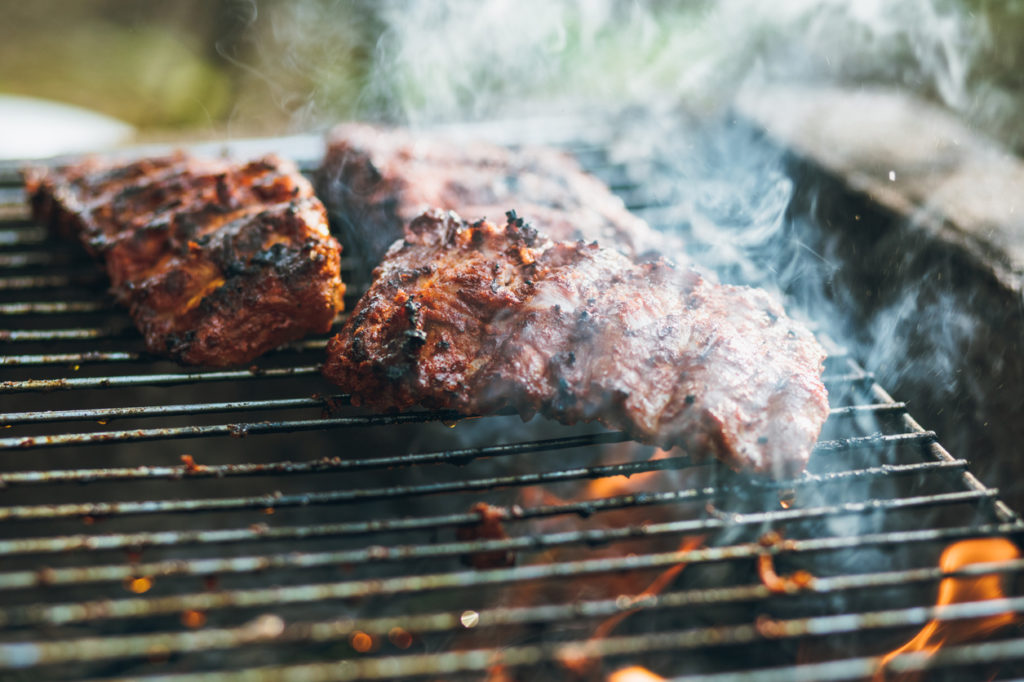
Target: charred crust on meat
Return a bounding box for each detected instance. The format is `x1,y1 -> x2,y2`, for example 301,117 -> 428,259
403,328 -> 428,350
436,339 -> 451,351
30,155 -> 343,366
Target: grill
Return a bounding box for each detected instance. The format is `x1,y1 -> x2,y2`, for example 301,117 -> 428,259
2,124 -> 1024,681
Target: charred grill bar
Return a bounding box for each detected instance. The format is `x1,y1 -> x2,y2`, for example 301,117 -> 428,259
1,130 -> 1023,681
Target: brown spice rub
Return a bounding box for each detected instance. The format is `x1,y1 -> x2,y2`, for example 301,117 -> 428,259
323,209 -> 828,479
24,153 -> 345,366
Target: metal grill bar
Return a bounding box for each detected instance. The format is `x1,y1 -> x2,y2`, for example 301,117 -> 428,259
0,272 -> 103,290
0,487 -> 997,592
44,602 -> 1024,682
0,364 -> 867,394
0,429 -> 940,487
0,410 -> 465,451
0,226 -> 47,246
0,365 -> 322,393
0,395 -> 900,428
0,503 -> 1008,629
0,251 -> 80,268
0,339 -> 329,367
0,431 -> 627,484
3,132 -> 1023,681
3,559 -> 1022,670
0,451 -> 705,521
0,441 -> 965,522
0,327 -> 128,342
0,413 -> 932,451
0,396 -> 346,425
0,458 -> 972,557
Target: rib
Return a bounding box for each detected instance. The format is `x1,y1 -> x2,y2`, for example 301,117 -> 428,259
323,209 -> 828,479
316,123 -> 679,278
23,153 -> 345,366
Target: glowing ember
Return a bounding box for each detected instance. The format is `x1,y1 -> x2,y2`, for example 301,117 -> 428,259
560,535 -> 704,677
181,610 -> 206,628
388,626 -> 413,649
180,454 -> 202,473
873,537 -> 1020,681
757,531 -> 815,594
592,535 -> 705,641
350,631 -> 374,653
126,577 -> 152,594
778,489 -> 796,509
608,665 -> 667,682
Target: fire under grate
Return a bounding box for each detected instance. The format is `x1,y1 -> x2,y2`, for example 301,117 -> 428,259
1,129 -> 1024,681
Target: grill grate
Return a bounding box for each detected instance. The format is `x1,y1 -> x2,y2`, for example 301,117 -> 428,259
1,130 -> 1023,681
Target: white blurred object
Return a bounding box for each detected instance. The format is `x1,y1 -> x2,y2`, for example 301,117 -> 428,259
0,94 -> 134,159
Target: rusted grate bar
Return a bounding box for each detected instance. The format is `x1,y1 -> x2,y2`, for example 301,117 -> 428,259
0,365 -> 323,393
0,458 -> 974,557
0,487 -> 1000,592
3,559 -> 1023,671
23,601 -> 1024,682
0,503 -> 1009,630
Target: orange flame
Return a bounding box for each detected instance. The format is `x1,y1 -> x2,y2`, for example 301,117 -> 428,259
608,665 -> 666,682
757,531 -> 815,594
559,535 -> 705,677
582,448 -> 673,500
873,537 -> 1020,681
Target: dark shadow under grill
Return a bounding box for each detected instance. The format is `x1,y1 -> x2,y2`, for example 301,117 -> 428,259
1,130 -> 1023,681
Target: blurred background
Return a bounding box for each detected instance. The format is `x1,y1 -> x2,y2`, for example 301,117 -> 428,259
2,0 -> 1024,150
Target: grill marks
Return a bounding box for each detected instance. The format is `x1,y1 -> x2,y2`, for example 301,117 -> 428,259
323,210 -> 829,479
23,153 -> 345,366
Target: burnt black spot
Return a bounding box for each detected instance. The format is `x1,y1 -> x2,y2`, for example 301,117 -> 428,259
385,365 -> 407,380
436,339 -> 451,351
404,299 -> 421,324
251,242 -> 292,268
554,377 -> 577,409
165,329 -> 196,354
684,394 -> 696,405
350,335 -> 367,362
404,329 -> 428,350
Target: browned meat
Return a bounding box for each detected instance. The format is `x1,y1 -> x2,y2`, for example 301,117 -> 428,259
316,123 -> 679,278
323,209 -> 828,479
23,152 -> 345,366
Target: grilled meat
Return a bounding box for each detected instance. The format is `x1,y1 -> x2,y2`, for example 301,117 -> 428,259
316,123 -> 678,279
23,153 -> 345,366
323,209 -> 828,479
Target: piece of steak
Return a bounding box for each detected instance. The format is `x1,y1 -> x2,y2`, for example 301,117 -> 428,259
23,153 -> 345,366
323,209 -> 828,479
316,123 -> 679,280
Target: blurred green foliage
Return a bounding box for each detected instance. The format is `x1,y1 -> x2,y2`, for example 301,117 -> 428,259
3,0 -> 1024,148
